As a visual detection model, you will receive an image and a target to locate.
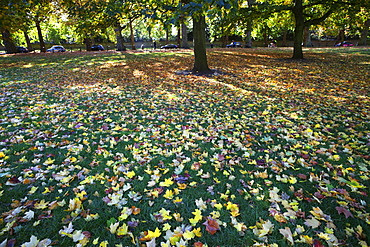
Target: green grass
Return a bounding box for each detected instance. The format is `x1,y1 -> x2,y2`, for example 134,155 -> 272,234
0,48 -> 369,246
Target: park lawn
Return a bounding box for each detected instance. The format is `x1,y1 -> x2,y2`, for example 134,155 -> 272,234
0,48 -> 369,247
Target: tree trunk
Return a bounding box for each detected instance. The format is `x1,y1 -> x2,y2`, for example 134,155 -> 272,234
85,37 -> 92,51
221,35 -> 227,48
282,29 -> 288,47
245,0 -> 255,48
359,19 -> 370,46
337,29 -> 345,43
35,20 -> 46,52
24,30 -> 33,51
181,22 -> 189,48
1,29 -> 17,54
263,26 -> 268,47
177,25 -> 181,46
129,19 -> 136,50
115,21 -> 126,51
165,28 -> 169,44
292,0 -> 304,59
192,15 -> 211,74
304,26 -> 313,47
245,19 -> 253,48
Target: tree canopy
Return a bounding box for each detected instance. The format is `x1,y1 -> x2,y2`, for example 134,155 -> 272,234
1,0 -> 369,64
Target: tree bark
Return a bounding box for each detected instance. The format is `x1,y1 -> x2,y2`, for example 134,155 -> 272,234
359,18 -> 370,46
165,27 -> 169,44
24,30 -> 33,51
263,25 -> 268,47
85,37 -> 92,51
304,26 -> 313,47
35,20 -> 46,52
245,20 -> 253,48
245,0 -> 255,48
177,25 -> 181,46
336,29 -> 345,43
115,21 -> 126,51
292,0 -> 304,59
1,29 -> 17,54
181,22 -> 189,48
192,15 -> 211,74
129,19 -> 136,50
282,29 -> 288,47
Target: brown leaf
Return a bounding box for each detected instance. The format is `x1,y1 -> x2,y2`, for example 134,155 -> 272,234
297,174 -> 307,180
313,239 -> 324,247
335,206 -> 353,218
203,217 -> 220,235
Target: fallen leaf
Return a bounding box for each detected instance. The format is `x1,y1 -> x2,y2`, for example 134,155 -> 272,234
335,206 -> 354,218
279,227 -> 294,245
203,217 -> 220,235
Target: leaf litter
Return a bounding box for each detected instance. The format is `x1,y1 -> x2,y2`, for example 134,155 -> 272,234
0,48 -> 369,246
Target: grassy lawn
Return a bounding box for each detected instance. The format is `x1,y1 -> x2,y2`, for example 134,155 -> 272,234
0,47 -> 369,247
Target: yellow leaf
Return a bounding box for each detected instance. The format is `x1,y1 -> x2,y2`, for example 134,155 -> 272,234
42,187 -> 51,194
125,171 -> 135,179
43,158 -> 55,165
92,238 -> 99,245
192,209 -> 202,221
67,198 -> 82,211
146,227 -> 161,239
99,241 -> 108,247
28,186 -> 38,194
162,223 -> 171,231
183,230 -> 195,240
34,199 -> 49,209
109,222 -> 119,234
163,189 -> 174,199
159,178 -> 174,187
317,232 -> 330,240
192,227 -> 202,237
288,176 -> 297,184
117,223 -> 128,236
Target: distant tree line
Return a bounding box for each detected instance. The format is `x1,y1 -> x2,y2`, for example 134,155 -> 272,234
1,0 -> 369,72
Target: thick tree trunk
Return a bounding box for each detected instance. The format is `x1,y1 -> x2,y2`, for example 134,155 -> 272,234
263,26 -> 268,47
292,0 -> 304,59
1,29 -> 17,54
129,19 -> 136,50
35,20 -> 46,52
115,21 -> 126,51
304,26 -> 313,47
165,28 -> 169,44
181,22 -> 189,48
177,26 -> 181,46
282,29 -> 288,47
192,15 -> 211,74
24,30 -> 33,51
85,37 -> 92,51
359,19 -> 370,46
337,29 -> 345,43
221,34 -> 229,48
245,0 -> 255,48
245,20 -> 253,48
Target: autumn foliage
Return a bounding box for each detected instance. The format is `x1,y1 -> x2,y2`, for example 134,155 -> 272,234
0,48 -> 369,246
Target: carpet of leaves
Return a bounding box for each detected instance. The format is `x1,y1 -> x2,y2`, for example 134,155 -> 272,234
0,48 -> 369,247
